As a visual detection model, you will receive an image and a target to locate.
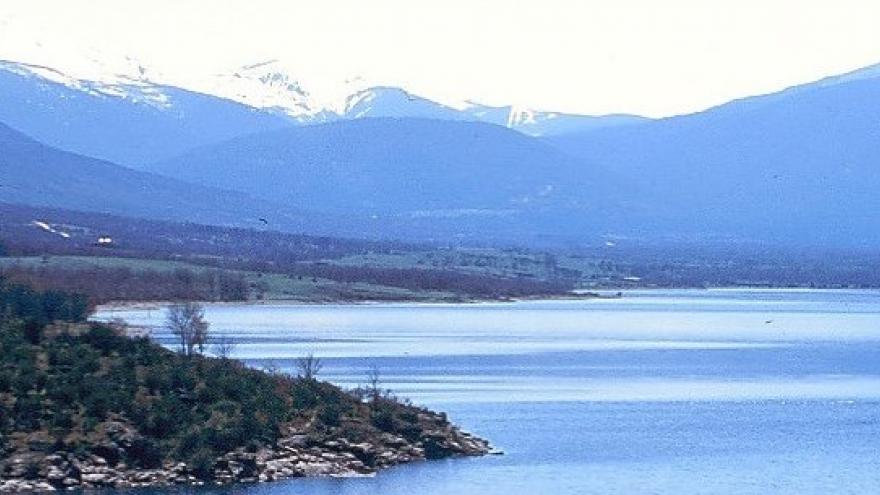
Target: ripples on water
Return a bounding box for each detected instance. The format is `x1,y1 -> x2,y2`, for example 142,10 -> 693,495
98,289 -> 880,494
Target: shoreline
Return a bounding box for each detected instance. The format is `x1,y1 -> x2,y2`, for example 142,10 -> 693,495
93,291 -> 611,312
94,285 -> 878,313
0,414 -> 493,493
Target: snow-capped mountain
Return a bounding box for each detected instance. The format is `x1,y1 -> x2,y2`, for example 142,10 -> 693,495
206,60 -> 316,119
202,62 -> 647,134
0,58 -> 172,110
0,59 -> 290,166
193,59 -> 353,123
198,61 -> 470,123
0,51 -> 652,165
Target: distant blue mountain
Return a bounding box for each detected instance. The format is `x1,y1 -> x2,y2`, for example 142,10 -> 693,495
0,59 -> 647,169
148,118 -> 655,244
150,60 -> 880,247
340,88 -> 648,136
0,61 -> 291,167
545,64 -> 880,246
0,121 -> 338,233
151,118 -> 624,213
4,54 -> 880,248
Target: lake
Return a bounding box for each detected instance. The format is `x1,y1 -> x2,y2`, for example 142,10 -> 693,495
97,289 -> 880,494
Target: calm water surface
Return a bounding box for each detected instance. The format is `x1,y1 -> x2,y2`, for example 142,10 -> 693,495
97,289 -> 880,494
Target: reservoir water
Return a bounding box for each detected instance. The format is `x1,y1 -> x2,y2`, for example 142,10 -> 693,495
97,289 -> 880,494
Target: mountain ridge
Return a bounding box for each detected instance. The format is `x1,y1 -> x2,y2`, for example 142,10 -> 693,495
0,120 -> 354,235
0,56 -> 646,156
0,60 -> 292,167
147,117 -> 657,245
545,70 -> 880,246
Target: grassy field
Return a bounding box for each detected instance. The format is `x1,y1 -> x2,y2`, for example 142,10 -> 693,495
330,249 -> 570,279
0,255 -> 464,303
323,248 -> 639,288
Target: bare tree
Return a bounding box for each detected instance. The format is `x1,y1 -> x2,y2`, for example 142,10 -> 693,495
366,365 -> 382,402
211,333 -> 237,359
296,353 -> 323,381
166,302 -> 209,356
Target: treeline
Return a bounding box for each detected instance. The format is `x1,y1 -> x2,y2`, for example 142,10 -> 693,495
0,265 -> 248,304
0,279 -> 90,332
630,262 -> 880,288
287,264 -> 575,297
587,245 -> 880,288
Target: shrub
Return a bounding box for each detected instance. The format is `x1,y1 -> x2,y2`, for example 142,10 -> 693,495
318,403 -> 343,427
371,406 -> 395,433
0,370 -> 12,392
127,437 -> 163,469
187,448 -> 217,480
82,324 -> 123,354
23,320 -> 42,345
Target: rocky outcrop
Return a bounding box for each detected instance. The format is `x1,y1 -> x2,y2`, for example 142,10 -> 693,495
0,412 -> 492,492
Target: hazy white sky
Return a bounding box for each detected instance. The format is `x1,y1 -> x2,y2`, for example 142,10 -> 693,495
1,0 -> 880,117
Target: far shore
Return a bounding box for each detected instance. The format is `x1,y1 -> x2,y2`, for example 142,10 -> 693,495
94,285 -> 879,314
93,290 -> 627,313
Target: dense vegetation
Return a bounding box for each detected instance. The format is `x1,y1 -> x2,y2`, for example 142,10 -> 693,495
0,264 -> 248,304
278,263 -> 573,298
589,245 -> 880,288
0,281 -> 470,482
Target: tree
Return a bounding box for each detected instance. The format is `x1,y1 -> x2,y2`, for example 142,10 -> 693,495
166,302 -> 209,356
211,334 -> 237,359
366,365 -> 382,403
295,353 -> 323,381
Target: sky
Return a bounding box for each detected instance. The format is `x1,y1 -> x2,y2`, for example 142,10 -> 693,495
1,0 -> 880,117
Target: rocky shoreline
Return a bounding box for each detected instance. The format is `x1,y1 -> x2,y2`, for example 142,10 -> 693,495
1,412 -> 493,492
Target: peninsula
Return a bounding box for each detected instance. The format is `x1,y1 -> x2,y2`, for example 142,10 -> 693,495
0,281 -> 490,492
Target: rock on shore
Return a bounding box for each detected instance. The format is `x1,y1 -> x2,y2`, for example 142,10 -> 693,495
0,413 -> 491,492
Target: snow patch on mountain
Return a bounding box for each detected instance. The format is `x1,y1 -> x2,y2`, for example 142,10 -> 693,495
0,59 -> 173,110
342,87 -> 470,121
198,60 -> 328,121
459,101 -> 648,136
193,59 -> 370,121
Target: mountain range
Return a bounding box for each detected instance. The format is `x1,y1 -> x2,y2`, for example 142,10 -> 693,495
0,59 -> 644,167
1,55 -> 879,248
